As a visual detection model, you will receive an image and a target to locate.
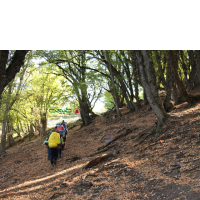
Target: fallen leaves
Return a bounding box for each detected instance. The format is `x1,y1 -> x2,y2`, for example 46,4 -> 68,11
0,104 -> 200,199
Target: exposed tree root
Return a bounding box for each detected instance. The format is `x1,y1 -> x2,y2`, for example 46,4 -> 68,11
98,128 -> 133,151
83,151 -> 119,169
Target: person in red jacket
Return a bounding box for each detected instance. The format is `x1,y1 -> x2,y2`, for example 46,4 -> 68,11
57,125 -> 64,132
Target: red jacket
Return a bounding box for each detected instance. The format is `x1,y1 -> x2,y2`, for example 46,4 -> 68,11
57,126 -> 64,131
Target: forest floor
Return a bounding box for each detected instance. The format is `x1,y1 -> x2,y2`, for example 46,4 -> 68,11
1,101 -> 200,199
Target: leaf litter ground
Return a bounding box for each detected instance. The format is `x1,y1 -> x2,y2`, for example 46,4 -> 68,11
0,103 -> 200,199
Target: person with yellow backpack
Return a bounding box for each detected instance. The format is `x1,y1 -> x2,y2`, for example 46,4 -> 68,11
48,127 -> 61,166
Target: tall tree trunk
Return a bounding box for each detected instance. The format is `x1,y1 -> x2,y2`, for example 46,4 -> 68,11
131,51 -> 141,111
136,50 -> 168,129
187,50 -> 197,92
7,123 -> 15,148
118,79 -> 135,111
180,50 -> 188,83
164,56 -> 174,111
40,112 -> 47,137
169,50 -> 192,103
105,51 -> 122,117
28,108 -> 35,135
86,97 -> 98,119
35,120 -> 42,136
194,50 -> 200,87
0,116 -> 8,154
143,88 -> 148,105
119,51 -> 135,104
16,116 -> 22,138
79,99 -> 91,126
0,81 -> 13,153
156,51 -> 173,112
7,135 -> 15,147
108,82 -> 121,108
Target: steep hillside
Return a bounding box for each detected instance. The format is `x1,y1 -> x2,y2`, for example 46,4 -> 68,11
0,102 -> 200,199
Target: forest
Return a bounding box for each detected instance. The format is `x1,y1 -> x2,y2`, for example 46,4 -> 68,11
1,50 -> 200,154
1,50 -> 200,199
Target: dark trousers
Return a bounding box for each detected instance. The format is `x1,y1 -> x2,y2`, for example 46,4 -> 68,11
50,147 -> 58,164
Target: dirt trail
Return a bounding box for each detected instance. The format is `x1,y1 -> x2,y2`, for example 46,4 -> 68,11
0,103 -> 200,199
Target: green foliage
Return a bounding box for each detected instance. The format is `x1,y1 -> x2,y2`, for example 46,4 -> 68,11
104,91 -> 115,109
36,50 -> 105,114
1,49 -> 199,141
0,59 -> 73,136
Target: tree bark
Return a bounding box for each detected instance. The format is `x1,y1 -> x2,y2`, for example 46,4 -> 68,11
0,115 -> 8,154
165,57 -> 174,111
179,50 -> 188,83
194,50 -> 200,87
187,50 -> 197,92
169,50 -> 192,103
7,133 -> 15,148
29,108 -> 35,135
105,51 -> 122,117
35,120 -> 42,136
0,80 -> 13,153
131,51 -> 141,111
156,51 -> 174,112
79,98 -> 91,126
40,112 -> 47,137
136,50 -> 168,128
0,50 -> 29,98
143,88 -> 148,105
122,54 -> 134,101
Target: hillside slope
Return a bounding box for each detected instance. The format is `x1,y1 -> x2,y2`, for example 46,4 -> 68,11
0,103 -> 200,199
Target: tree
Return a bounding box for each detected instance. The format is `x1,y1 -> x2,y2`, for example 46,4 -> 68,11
169,50 -> 193,104
0,50 -> 29,99
136,50 -> 169,129
0,66 -> 27,154
0,61 -> 69,144
20,65 -> 67,136
37,50 -> 103,126
155,51 -> 174,112
130,51 -> 141,110
194,50 -> 200,87
0,50 -> 29,151
89,50 -> 136,112
105,50 -> 121,117
0,82 -> 13,154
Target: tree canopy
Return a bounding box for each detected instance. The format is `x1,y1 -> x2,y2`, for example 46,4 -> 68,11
1,50 -> 200,153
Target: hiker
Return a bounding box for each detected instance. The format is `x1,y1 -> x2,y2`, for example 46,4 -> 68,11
57,124 -> 65,135
65,122 -> 68,135
58,121 -> 68,149
58,134 -> 64,158
61,120 -> 67,129
48,127 -> 61,166
43,131 -> 52,160
64,120 -> 68,139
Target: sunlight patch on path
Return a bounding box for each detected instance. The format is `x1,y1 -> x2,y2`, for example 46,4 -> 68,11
171,103 -> 200,117
0,163 -> 86,194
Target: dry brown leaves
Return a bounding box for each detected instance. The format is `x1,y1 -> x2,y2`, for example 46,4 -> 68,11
0,103 -> 200,199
